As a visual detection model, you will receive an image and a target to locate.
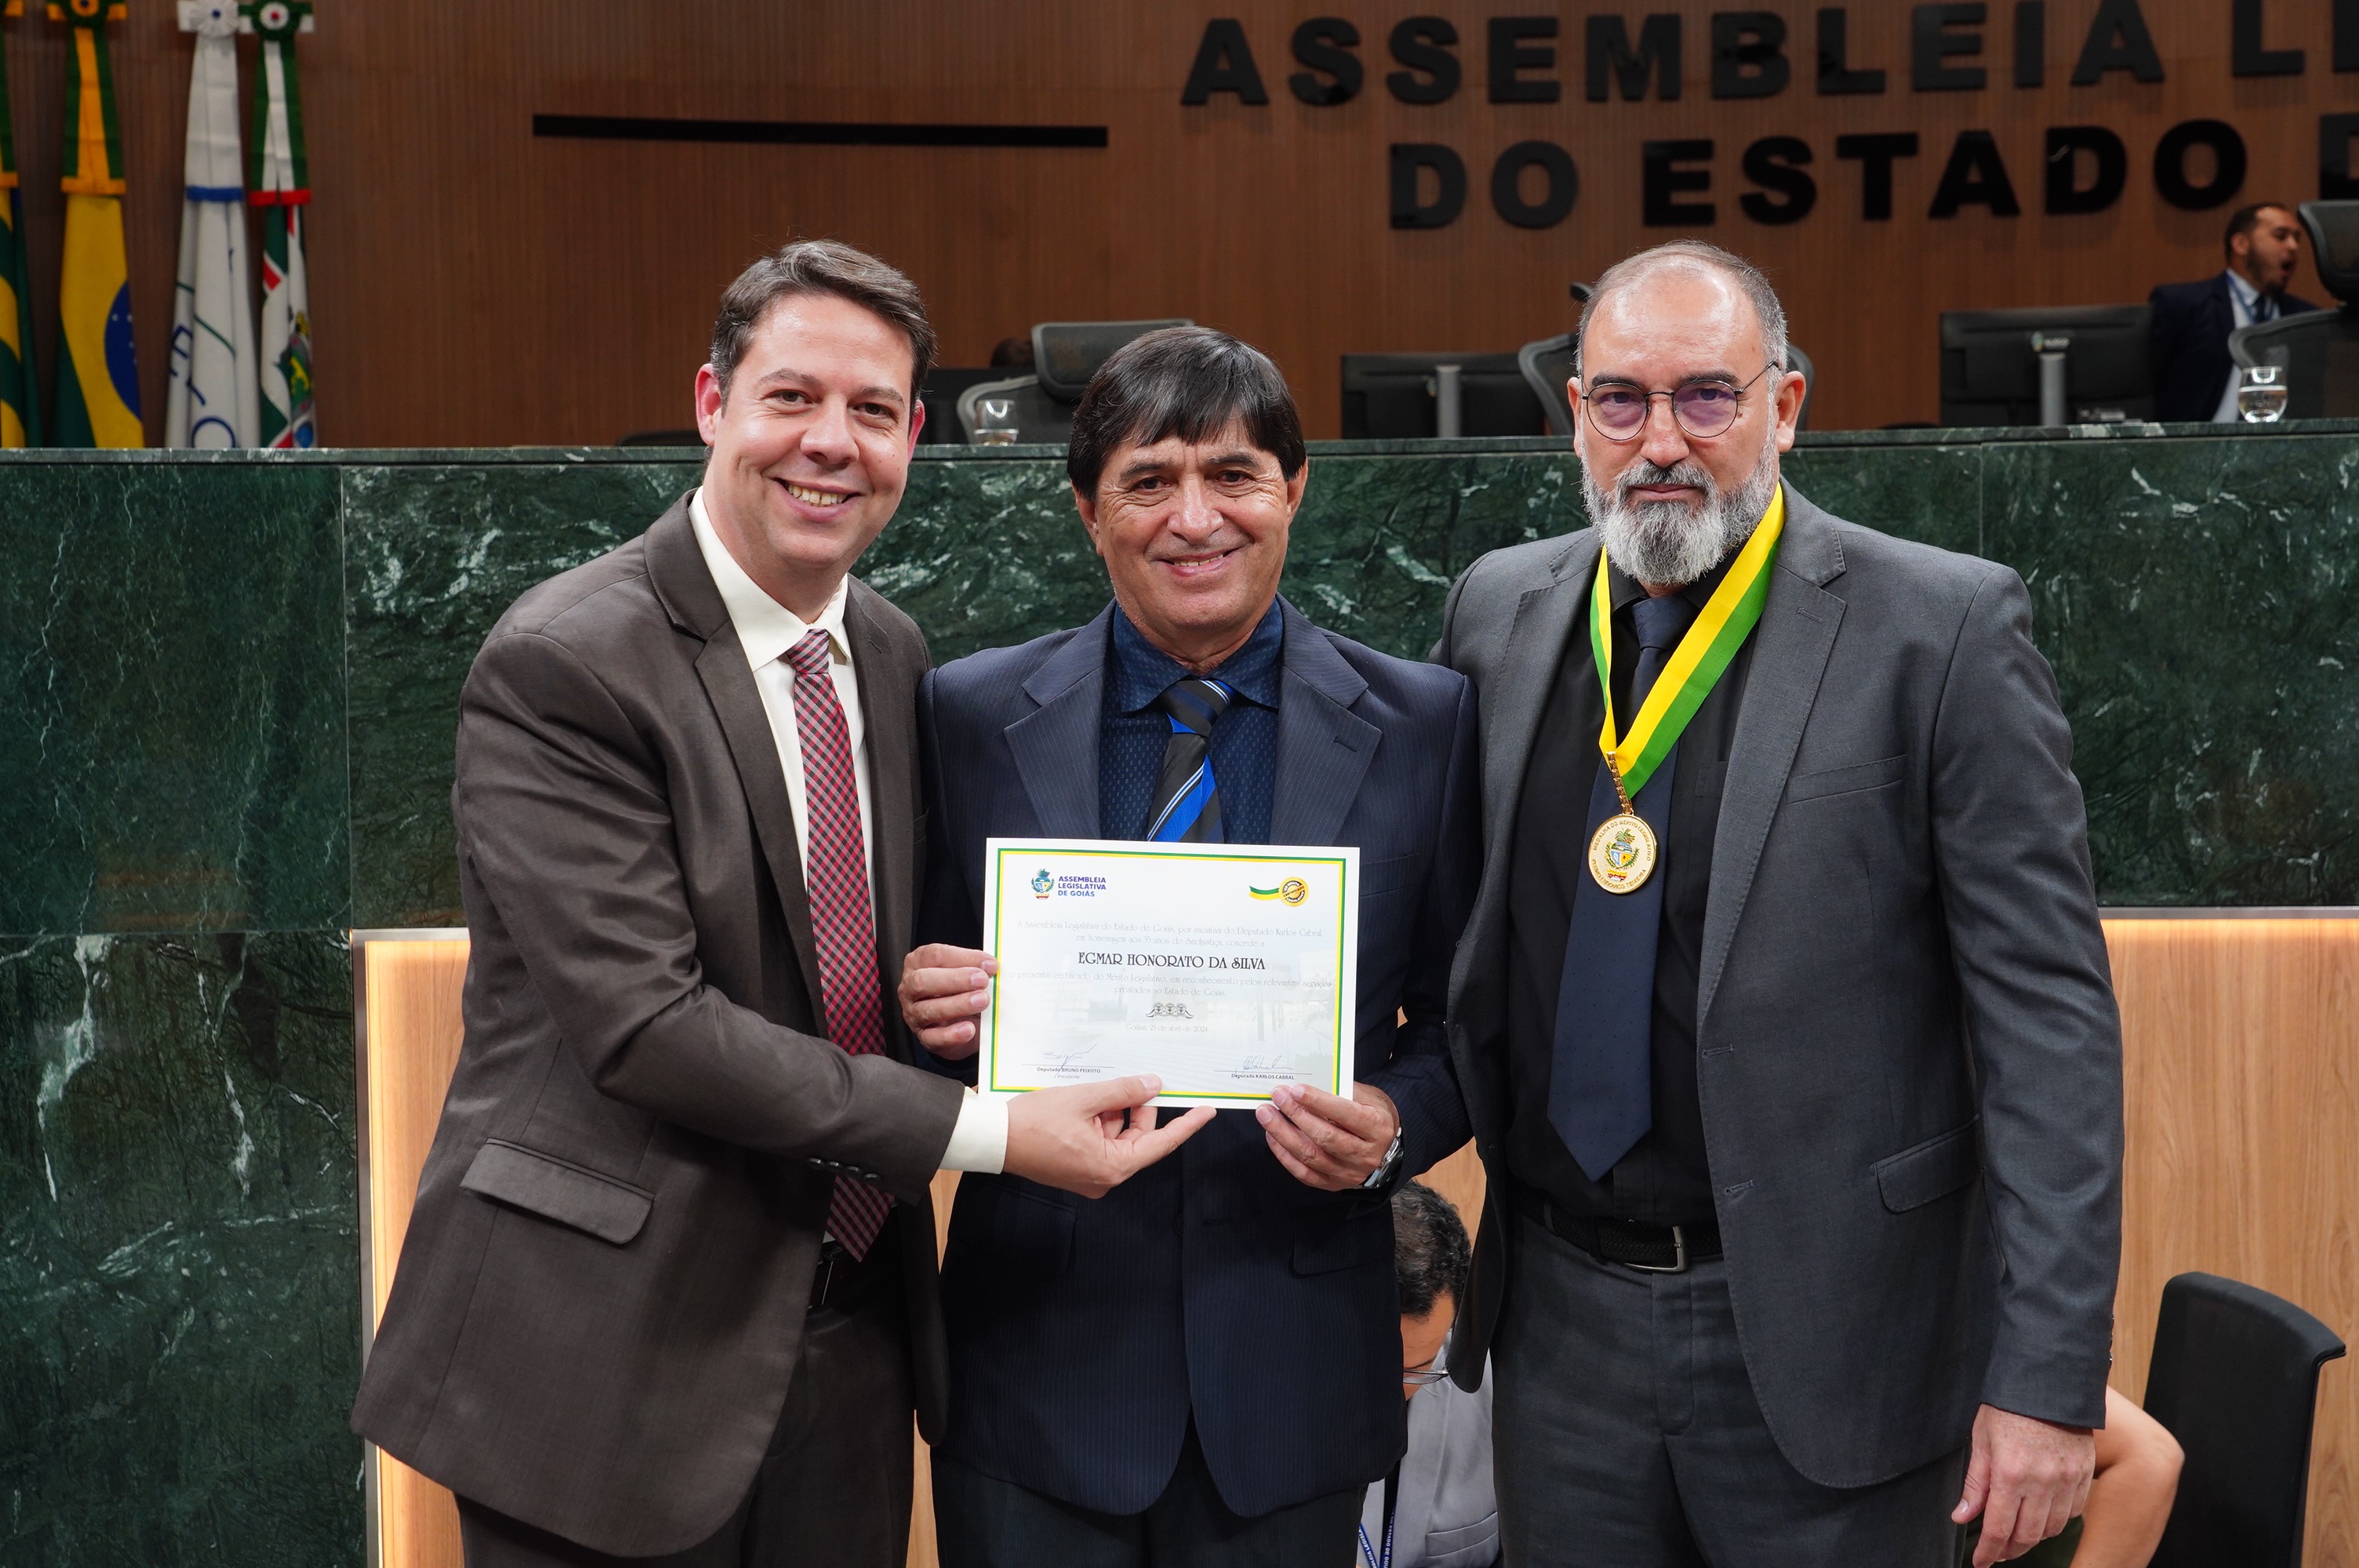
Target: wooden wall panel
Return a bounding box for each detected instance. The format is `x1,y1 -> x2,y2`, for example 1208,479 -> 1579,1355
356,920 -> 2358,1567
15,2 -> 2359,448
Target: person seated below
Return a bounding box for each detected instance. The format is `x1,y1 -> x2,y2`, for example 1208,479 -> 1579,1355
1365,1181 -> 1498,1568
2150,202 -> 2318,423
1961,1386 -> 2183,1567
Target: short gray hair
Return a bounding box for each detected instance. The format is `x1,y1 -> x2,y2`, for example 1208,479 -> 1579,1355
709,239 -> 936,403
1575,240 -> 1789,382
1392,1181 -> 1470,1319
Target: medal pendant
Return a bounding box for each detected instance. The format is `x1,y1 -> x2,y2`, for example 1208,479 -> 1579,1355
1587,811 -> 1659,894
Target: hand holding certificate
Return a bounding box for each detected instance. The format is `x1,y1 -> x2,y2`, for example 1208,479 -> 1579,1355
976,838 -> 1360,1108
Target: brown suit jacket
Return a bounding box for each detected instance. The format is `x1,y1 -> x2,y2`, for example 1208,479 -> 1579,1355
350,497 -> 965,1556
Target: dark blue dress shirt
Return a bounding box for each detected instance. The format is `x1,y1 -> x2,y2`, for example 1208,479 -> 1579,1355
1099,598 -> 1284,844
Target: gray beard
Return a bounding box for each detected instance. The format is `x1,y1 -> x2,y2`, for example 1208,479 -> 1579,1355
1582,437 -> 1780,588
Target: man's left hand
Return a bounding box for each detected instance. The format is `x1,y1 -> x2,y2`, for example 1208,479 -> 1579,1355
1953,1404 -> 2095,1566
1256,1083 -> 1400,1190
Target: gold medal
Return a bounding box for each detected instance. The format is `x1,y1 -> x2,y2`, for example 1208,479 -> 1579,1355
1587,757 -> 1658,893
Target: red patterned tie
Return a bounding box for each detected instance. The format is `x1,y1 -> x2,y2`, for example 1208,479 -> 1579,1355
784,628 -> 893,1260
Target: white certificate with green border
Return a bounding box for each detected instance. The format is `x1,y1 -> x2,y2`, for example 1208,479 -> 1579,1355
977,838 -> 1359,1107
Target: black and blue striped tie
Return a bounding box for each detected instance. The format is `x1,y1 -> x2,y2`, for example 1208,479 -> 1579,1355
1143,677 -> 1232,841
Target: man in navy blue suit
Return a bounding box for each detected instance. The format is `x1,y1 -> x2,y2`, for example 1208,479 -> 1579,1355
896,326 -> 1479,1566
2150,202 -> 2318,422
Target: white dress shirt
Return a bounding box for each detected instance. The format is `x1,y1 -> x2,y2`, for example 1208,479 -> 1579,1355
691,490 -> 1006,1174
2211,268 -> 2277,424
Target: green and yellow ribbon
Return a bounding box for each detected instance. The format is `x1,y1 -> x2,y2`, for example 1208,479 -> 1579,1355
1592,485 -> 1785,800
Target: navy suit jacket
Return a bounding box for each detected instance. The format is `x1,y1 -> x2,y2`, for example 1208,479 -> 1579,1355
2149,272 -> 2319,422
917,598 -> 1479,1517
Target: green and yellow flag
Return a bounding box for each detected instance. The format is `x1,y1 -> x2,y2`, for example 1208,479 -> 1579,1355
49,0 -> 141,448
0,1 -> 42,446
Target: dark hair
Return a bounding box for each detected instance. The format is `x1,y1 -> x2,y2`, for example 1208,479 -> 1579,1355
2225,202 -> 2295,256
708,239 -> 936,403
1391,1181 -> 1470,1319
1066,326 -> 1306,497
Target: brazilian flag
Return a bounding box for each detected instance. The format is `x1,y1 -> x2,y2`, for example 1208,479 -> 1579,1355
0,1 -> 41,447
49,0 -> 140,449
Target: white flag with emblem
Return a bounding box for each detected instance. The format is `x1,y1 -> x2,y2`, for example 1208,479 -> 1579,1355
165,1 -> 257,448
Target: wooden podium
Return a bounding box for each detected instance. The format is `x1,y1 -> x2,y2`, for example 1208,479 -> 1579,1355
352,917 -> 2357,1568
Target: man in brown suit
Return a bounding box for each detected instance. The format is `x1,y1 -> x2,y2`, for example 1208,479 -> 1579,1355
351,241 -> 1209,1568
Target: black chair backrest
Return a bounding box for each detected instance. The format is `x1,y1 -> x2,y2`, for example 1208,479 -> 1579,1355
2299,200 -> 2359,303
1516,334 -> 1816,435
1030,320 -> 1194,401
2143,1272 -> 2346,1568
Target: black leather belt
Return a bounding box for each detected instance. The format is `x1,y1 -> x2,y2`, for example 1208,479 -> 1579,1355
809,1221 -> 895,1312
1514,1185 -> 1721,1274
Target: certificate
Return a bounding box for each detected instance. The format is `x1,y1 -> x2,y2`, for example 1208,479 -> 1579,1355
976,837 -> 1360,1107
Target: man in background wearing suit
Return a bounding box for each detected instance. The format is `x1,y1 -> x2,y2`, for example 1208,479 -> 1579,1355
2150,202 -> 2317,422
1434,241 -> 2123,1566
896,326 -> 1480,1566
351,241 -> 1204,1568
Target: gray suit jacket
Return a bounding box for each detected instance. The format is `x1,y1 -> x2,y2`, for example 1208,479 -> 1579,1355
349,498 -> 966,1555
1434,486 -> 2123,1488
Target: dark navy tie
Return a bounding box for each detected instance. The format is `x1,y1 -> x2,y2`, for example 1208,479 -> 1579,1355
1549,591 -> 1699,1181
1144,677 -> 1232,841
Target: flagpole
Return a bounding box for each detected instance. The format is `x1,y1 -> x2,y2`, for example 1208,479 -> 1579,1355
47,0 -> 142,448
0,0 -> 42,445
168,0 -> 258,446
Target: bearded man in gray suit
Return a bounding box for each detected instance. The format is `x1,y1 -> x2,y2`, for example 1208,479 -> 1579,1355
1433,241 -> 2123,1566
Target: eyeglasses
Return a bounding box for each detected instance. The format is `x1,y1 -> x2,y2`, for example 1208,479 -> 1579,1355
1578,363 -> 1775,442
1403,1353 -> 1451,1387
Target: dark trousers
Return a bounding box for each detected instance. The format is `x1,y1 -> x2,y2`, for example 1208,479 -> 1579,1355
1494,1214 -> 1968,1568
458,1222 -> 915,1568
931,1421 -> 1362,1568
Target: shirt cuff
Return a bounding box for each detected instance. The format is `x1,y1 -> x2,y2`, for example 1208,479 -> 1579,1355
940,1089 -> 1009,1174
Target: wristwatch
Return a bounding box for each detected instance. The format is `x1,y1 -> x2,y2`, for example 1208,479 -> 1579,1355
1360,1127 -> 1405,1190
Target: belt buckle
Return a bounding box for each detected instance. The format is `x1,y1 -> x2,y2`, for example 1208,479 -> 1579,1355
1624,1224 -> 1689,1274
810,1254 -> 837,1310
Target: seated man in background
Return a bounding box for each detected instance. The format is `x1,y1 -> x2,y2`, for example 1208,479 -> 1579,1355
898,325 -> 1481,1566
1962,1388 -> 2182,1568
1370,1181 -> 1499,1568
2150,203 -> 2317,422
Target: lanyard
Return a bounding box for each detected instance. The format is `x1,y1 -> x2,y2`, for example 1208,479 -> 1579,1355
1358,1465 -> 1401,1568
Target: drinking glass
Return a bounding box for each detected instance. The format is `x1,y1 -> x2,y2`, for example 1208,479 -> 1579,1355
2237,365 -> 2289,423
973,397 -> 1020,445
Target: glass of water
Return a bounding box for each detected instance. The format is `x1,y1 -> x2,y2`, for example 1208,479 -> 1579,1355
2237,364 -> 2289,423
973,397 -> 1020,445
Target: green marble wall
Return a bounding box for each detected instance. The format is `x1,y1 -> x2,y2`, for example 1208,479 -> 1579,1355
3,424 -> 2357,1563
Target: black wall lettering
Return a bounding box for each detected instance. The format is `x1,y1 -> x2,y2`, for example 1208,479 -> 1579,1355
1837,131 -> 1921,218
1490,16 -> 1561,103
2233,0 -> 2303,78
1714,13 -> 1790,99
2322,113 -> 2359,194
1391,143 -> 1469,227
1589,16 -> 1684,101
2015,2 -> 2045,86
1643,138 -> 1716,223
2070,0 -> 2164,85
1388,18 -> 1463,103
2153,119 -> 2247,209
1741,136 -> 1818,223
1492,140 -> 1580,226
2339,0 -> 2359,71
1914,5 -> 1987,92
1181,19 -> 1270,105
2044,125 -> 2127,213
1817,9 -> 1885,94
1928,129 -> 2020,216
1290,18 -> 1364,106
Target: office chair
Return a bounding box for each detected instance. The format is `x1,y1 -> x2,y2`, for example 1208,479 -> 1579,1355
2229,200 -> 2359,418
2143,1271 -> 2346,1568
1518,335 -> 1815,435
955,318 -> 1191,445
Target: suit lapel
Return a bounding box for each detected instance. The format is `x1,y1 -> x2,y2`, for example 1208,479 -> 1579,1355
693,625 -> 828,1013
1268,602 -> 1378,846
1481,535 -> 1597,866
1006,606 -> 1114,838
1696,488 -> 1848,1029
846,582 -> 921,1062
